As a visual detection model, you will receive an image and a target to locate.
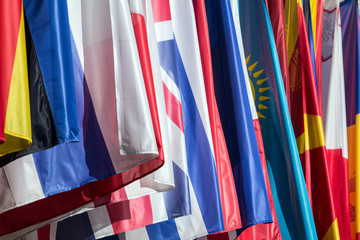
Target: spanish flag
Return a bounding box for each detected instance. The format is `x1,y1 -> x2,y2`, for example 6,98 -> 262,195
0,1 -> 31,156
286,0 -> 340,239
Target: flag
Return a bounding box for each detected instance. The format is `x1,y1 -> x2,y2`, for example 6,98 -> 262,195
0,0 -> 32,156
267,0 -> 291,108
340,0 -> 360,239
0,0 -> 168,236
193,0 -> 242,233
24,0 -> 225,239
204,0 -> 272,232
322,1 -> 351,239
23,0 -> 79,143
0,16 -> 58,167
285,0 -> 340,238
239,0 -> 317,239
230,0 -> 282,238
129,0 -> 225,238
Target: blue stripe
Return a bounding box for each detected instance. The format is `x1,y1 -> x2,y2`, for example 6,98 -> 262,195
163,162 -> 191,219
146,219 -> 181,240
56,212 -> 95,240
33,31 -> 115,196
23,0 -> 79,142
206,0 -> 272,230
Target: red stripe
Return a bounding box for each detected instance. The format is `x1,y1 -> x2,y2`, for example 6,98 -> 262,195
326,149 -> 351,240
207,232 -> 230,240
162,82 -> 184,132
131,12 -> 165,162
37,225 -> 50,240
108,195 -> 153,234
151,0 -> 172,23
0,0 -> 22,143
0,157 -> 164,235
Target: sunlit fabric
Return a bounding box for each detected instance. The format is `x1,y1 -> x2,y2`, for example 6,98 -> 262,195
0,1 -> 32,156
240,0 -> 317,238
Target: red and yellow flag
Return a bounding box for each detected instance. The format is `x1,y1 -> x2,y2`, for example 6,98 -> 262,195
0,1 -> 31,156
285,0 -> 340,239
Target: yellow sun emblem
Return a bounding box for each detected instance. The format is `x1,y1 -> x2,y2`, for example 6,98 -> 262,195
246,55 -> 271,119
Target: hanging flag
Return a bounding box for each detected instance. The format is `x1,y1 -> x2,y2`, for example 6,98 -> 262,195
322,1 -> 352,239
25,0 -> 225,239
124,0 -> 225,238
0,0 -> 169,237
193,0 -> 242,233
285,0 -> 340,238
0,16 -> 58,167
229,0 -> 282,239
340,0 -> 360,239
204,0 -> 272,233
23,0 -> 79,143
267,0 -> 291,108
239,0 -> 317,239
18,1 -> 192,238
0,0 -> 32,156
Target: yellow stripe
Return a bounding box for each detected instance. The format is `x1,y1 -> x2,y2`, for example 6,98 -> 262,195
322,219 -> 340,240
285,0 -> 300,65
0,6 -> 32,156
296,114 -> 326,154
356,114 -> 360,233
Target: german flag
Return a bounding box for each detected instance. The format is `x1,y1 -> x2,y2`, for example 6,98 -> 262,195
0,1 -> 31,156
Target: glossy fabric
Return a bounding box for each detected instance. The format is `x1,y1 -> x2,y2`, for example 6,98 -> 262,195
322,1 -> 351,239
239,0 -> 317,239
340,1 -> 360,238
0,0 -> 169,236
205,0 -> 272,232
193,0 -> 242,233
286,0 -> 340,238
0,17 -> 58,167
0,2 -> 32,156
268,0 -> 291,108
0,1 -> 22,143
23,0 -> 79,143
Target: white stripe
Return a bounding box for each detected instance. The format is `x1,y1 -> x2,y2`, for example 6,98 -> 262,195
230,0 -> 258,120
49,223 -> 57,240
23,230 -> 37,240
128,0 -> 144,15
0,168 -> 15,213
125,227 -> 150,240
161,68 -> 181,100
155,21 -> 174,42
88,205 -> 115,239
149,193 -> 169,223
322,5 -> 348,158
174,181 -> 208,239
228,230 -> 238,240
4,155 -> 44,207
